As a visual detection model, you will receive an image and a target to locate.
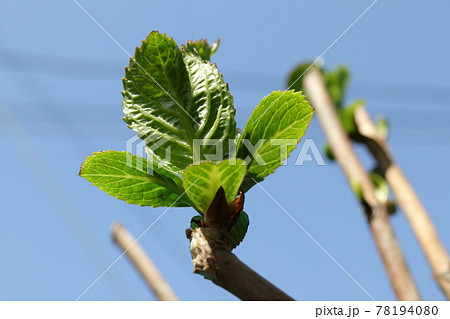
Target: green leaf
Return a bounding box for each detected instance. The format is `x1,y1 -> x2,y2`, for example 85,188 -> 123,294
286,62 -> 349,109
80,151 -> 190,207
350,178 -> 364,204
370,169 -> 396,214
324,143 -> 335,161
183,159 -> 246,213
286,61 -> 315,93
324,65 -> 350,109
182,52 -> 235,161
370,170 -> 390,204
339,99 -> 364,137
228,211 -> 249,249
189,211 -> 249,250
387,201 -> 397,215
182,39 -> 220,61
122,32 -> 236,173
190,215 -> 204,229
375,115 -> 389,137
236,91 -> 314,192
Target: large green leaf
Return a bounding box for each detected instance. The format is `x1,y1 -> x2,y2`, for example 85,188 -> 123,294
122,32 -> 235,173
183,159 -> 246,213
236,91 -> 314,192
80,151 -> 190,207
182,52 -> 235,161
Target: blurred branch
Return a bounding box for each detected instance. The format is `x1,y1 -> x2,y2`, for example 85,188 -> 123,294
303,67 -> 421,300
112,223 -> 179,301
354,106 -> 450,299
185,227 -> 294,301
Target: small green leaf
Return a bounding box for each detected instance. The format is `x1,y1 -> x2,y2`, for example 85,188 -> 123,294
370,169 -> 396,214
324,65 -> 350,109
287,62 -> 349,109
387,201 -> 397,215
189,211 -> 249,250
370,170 -> 390,204
350,178 -> 364,204
190,215 -> 204,229
324,143 -> 335,161
339,99 -> 364,137
286,61 -> 315,93
80,151 -> 190,207
182,39 -> 220,61
236,91 -> 314,192
183,159 -> 246,213
228,211 -> 249,249
122,32 -> 236,173
375,115 -> 389,138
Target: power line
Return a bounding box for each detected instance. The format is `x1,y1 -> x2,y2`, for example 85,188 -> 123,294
2,48 -> 450,103
0,49 -> 119,80
0,102 -> 136,300
2,100 -> 449,129
0,45 -> 137,300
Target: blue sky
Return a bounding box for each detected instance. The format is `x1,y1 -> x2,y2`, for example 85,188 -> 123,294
1,1 -> 449,300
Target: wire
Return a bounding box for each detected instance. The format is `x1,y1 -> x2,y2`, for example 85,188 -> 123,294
0,49 -> 119,80
1,48 -> 450,103
0,45 -> 137,300
0,102 -> 137,300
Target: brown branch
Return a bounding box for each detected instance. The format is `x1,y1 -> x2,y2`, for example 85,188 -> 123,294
303,67 -> 421,300
354,106 -> 450,299
185,226 -> 294,300
112,222 -> 179,301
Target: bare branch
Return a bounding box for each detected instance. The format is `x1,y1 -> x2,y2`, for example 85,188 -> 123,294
186,227 -> 294,301
112,223 -> 179,301
354,106 -> 450,299
303,67 -> 421,300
